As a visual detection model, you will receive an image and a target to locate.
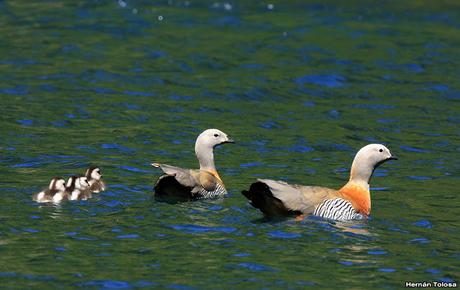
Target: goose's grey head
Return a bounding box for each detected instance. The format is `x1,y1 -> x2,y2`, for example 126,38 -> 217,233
194,129 -> 234,171
195,129 -> 234,151
350,144 -> 397,183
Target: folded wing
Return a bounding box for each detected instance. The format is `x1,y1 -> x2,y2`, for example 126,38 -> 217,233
153,163 -> 225,200
242,178 -> 338,217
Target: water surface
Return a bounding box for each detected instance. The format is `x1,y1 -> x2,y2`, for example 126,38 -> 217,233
0,1 -> 459,289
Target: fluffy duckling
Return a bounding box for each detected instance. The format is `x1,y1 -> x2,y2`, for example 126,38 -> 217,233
85,166 -> 106,193
33,177 -> 67,203
66,175 -> 91,201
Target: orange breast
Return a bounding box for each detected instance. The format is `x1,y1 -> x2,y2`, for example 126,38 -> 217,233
204,169 -> 223,184
339,183 -> 371,216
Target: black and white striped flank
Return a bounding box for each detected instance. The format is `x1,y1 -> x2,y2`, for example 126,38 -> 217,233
313,198 -> 365,220
197,183 -> 227,199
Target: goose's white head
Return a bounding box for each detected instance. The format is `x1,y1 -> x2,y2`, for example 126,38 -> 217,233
49,177 -> 66,192
195,129 -> 234,150
86,167 -> 102,181
195,129 -> 234,171
350,144 -> 397,184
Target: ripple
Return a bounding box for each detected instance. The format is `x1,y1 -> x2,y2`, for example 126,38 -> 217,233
378,267 -> 396,273
426,268 -> 442,275
93,87 -> 117,94
103,200 -> 125,207
208,205 -> 223,211
413,220 -> 433,228
371,187 -> 390,191
51,120 -> 72,127
0,272 -> 54,281
259,120 -> 281,129
117,165 -> 150,173
0,59 -> 37,65
237,262 -> 276,272
123,90 -> 155,97
328,109 -> 341,119
12,161 -> 42,168
169,95 -> 194,101
170,224 -> 236,234
339,260 -> 353,266
267,230 -> 301,239
233,252 -> 251,257
240,63 -> 264,70
240,162 -> 262,167
404,63 -> 424,73
409,237 -> 430,244
427,84 -> 449,92
438,277 -> 455,283
78,280 -> 131,289
73,236 -> 96,241
167,284 -> 195,290
400,145 -> 429,153
16,119 -> 34,126
294,74 -> 346,88
117,234 -> 140,239
0,85 -> 28,95
213,16 -> 241,27
352,104 -> 396,110
101,143 -> 135,153
134,281 -> 157,287
287,144 -> 315,153
408,176 -> 432,181
368,250 -> 387,255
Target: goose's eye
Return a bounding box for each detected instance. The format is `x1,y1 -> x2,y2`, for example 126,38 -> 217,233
379,148 -> 383,152
214,134 -> 219,137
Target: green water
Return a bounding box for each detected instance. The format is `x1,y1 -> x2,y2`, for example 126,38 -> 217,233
0,1 -> 459,289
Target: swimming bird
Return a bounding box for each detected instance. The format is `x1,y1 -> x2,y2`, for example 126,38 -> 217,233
67,175 -> 91,201
33,177 -> 67,203
242,144 -> 397,220
152,129 -> 234,200
84,166 -> 106,197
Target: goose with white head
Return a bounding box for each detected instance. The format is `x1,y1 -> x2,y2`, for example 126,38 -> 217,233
242,144 -> 397,221
152,129 -> 234,200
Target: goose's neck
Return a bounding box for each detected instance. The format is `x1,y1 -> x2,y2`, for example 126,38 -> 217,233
339,158 -> 373,215
349,156 -> 374,185
195,144 -> 216,172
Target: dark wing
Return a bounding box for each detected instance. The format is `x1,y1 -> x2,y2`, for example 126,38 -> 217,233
242,180 -> 302,217
154,174 -> 194,201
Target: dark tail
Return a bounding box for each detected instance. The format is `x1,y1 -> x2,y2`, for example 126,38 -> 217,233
242,181 -> 301,217
154,175 -> 193,202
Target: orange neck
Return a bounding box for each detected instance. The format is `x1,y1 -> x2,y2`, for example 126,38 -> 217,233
339,182 -> 371,216
204,169 -> 223,183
